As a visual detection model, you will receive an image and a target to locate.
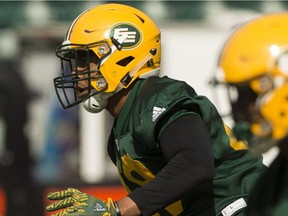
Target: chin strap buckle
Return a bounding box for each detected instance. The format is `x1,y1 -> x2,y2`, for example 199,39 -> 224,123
121,73 -> 132,86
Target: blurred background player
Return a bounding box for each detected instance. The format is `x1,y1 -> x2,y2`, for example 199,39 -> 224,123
213,12 -> 288,216
46,3 -> 266,216
0,59 -> 40,215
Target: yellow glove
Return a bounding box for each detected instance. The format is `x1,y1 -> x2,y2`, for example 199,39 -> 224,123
46,188 -> 121,216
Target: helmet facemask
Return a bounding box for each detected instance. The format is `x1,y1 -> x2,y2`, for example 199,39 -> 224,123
54,42 -> 111,111
229,85 -> 258,123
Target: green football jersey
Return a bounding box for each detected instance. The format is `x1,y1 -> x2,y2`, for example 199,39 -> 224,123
107,76 -> 266,215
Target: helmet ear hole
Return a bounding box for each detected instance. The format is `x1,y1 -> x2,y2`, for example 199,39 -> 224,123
116,56 -> 135,66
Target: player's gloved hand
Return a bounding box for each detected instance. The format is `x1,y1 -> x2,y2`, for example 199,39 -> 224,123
46,188 -> 120,216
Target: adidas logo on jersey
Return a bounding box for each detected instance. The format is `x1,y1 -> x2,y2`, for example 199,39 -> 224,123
152,106 -> 166,122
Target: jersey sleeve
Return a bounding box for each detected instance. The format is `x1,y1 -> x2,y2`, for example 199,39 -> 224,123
128,114 -> 215,215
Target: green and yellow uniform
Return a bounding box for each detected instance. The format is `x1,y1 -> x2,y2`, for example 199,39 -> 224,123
107,76 -> 266,216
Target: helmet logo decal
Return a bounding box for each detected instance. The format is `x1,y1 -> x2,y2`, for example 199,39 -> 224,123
110,23 -> 142,49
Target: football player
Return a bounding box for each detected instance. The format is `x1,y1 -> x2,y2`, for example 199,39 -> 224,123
214,13 -> 288,216
46,3 -> 266,216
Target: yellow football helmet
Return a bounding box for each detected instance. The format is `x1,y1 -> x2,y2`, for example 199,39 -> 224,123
215,13 -> 288,150
54,3 -> 161,113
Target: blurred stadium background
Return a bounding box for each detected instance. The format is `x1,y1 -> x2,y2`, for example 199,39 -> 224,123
0,1 -> 285,215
